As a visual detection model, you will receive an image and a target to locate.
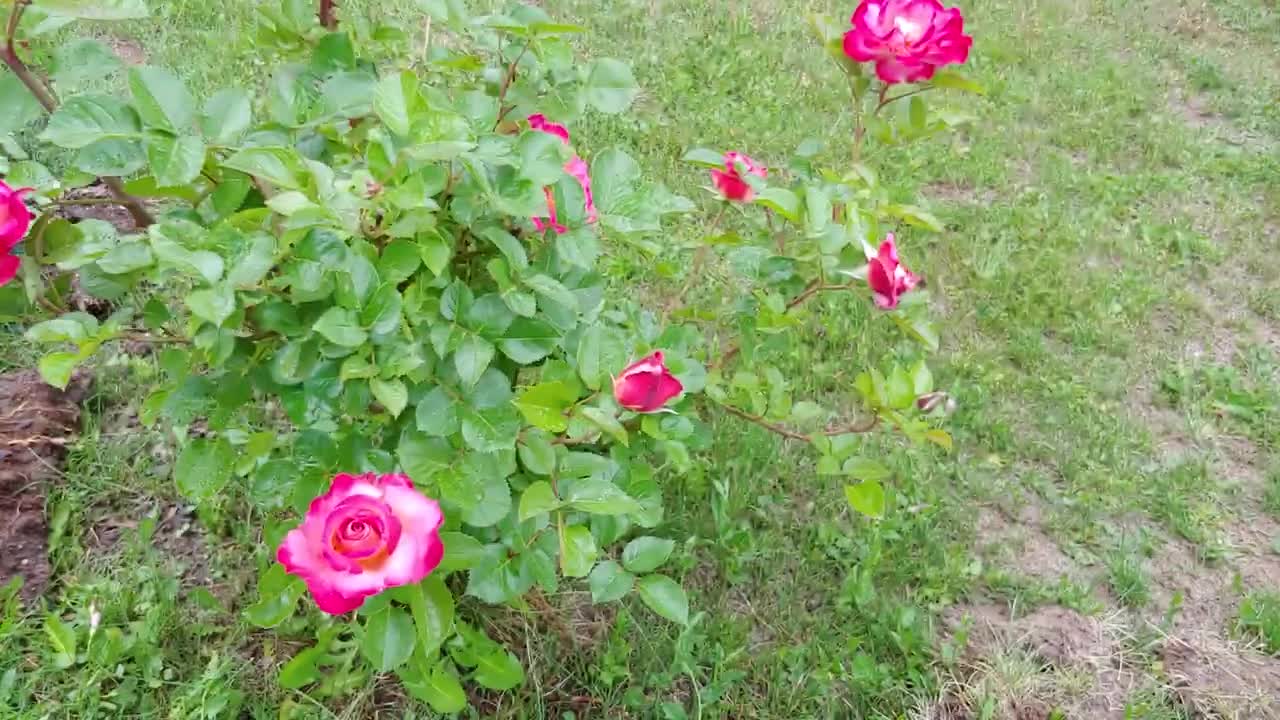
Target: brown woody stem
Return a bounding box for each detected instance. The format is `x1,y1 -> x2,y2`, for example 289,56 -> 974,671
3,0 -> 154,228
717,402 -> 879,442
318,0 -> 337,29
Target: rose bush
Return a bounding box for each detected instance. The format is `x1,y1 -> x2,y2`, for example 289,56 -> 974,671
0,179 -> 32,285
1,0 -> 981,711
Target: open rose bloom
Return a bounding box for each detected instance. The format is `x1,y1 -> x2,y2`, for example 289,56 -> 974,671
278,473 -> 444,614
710,152 -> 766,203
867,234 -> 920,309
843,0 -> 972,84
0,180 -> 33,287
528,114 -> 599,234
613,351 -> 684,413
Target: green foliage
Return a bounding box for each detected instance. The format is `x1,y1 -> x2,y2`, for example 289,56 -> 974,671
1,0 -> 961,712
1237,591 -> 1280,654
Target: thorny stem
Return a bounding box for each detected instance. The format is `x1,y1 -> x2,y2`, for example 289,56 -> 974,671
875,86 -> 931,114
716,401 -> 879,442
493,42 -> 531,130
2,0 -> 154,228
318,0 -> 337,30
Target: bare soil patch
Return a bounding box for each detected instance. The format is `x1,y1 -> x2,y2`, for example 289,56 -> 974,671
0,370 -> 90,601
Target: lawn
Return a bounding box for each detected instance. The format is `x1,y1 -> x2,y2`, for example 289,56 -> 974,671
2,0 -> 1280,718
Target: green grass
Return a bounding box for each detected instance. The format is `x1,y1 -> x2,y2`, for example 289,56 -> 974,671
4,0 -> 1280,717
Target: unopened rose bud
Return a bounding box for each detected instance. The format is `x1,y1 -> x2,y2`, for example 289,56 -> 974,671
916,391 -> 956,416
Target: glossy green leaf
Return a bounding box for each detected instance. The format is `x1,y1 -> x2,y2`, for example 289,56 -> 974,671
517,429 -> 556,475
146,135 -> 205,187
580,406 -> 628,446
844,480 -> 886,519
278,647 -> 324,689
454,335 -> 495,388
222,146 -> 306,190
185,284 -> 236,327
174,437 -> 235,502
473,649 -> 525,690
461,475 -> 511,527
636,574 -> 689,625
514,381 -> 577,432
0,74 -> 44,135
437,531 -> 485,574
576,325 -> 627,391
560,523 -> 597,578
201,88 -> 252,143
416,386 -> 460,436
374,70 -> 422,136
681,147 -> 725,168
842,457 -> 891,482
129,67 -> 194,133
622,536 -> 675,574
361,607 -> 416,672
498,317 -> 560,364
370,377 -> 409,417
313,307 -> 368,347
518,481 -> 559,521
930,68 -> 986,94
584,58 -> 637,114
74,137 -> 144,176
398,660 -> 467,713
566,479 -> 641,516
41,95 -> 140,149
588,560 -> 634,603
97,242 -> 153,274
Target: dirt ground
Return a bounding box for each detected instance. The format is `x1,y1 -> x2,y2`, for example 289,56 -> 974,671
0,370 -> 90,601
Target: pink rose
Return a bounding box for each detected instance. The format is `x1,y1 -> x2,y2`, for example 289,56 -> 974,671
613,351 -> 684,413
277,472 -> 444,615
842,0 -> 972,84
867,233 -> 920,309
528,114 -> 599,235
0,180 -> 33,288
710,152 -> 766,203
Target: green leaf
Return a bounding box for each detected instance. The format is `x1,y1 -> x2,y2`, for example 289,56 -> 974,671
416,386 -> 460,436
201,88 -> 252,143
580,406 -> 628,446
622,536 -> 675,574
44,614 -> 77,669
74,137 -> 145,176
584,58 -> 638,114
883,203 -> 944,232
514,381 -> 577,432
498,317 -> 560,364
842,457 -> 891,482
148,220 -> 223,283
362,284 -> 402,336
844,480 -> 886,519
38,352 -> 79,389
26,316 -> 93,344
588,560 -> 634,603
222,146 -> 306,190
929,68 -> 986,94
398,660 -> 467,713
41,95 -> 140,149
97,241 -> 153,274
636,574 -> 689,625
397,431 -> 453,485
454,335 -> 495,388
146,135 -> 205,187
560,523 -> 597,578
911,358 -> 933,395
370,377 -> 408,417
38,0 -> 148,19
50,39 -> 122,88
517,430 -> 555,475
473,649 -> 524,691
174,437 -> 235,502
460,475 -> 511,527
566,479 -> 641,515
361,607 -> 416,672
377,239 -> 421,284
925,429 -> 953,451
419,231 -> 451,276
313,307 -> 368,347
681,147 -> 726,168
185,284 -> 236,326
576,326 -> 627,391
398,576 -> 454,657
0,73 -> 44,135
374,70 -> 422,136
466,544 -> 533,603
226,233 -> 276,287
278,647 -> 323,689
245,566 -> 305,628
754,187 -> 801,221
437,531 -> 485,574
460,404 -> 520,454
129,67 -> 194,133
249,460 -> 297,508
909,95 -> 927,131
518,481 -> 559,521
